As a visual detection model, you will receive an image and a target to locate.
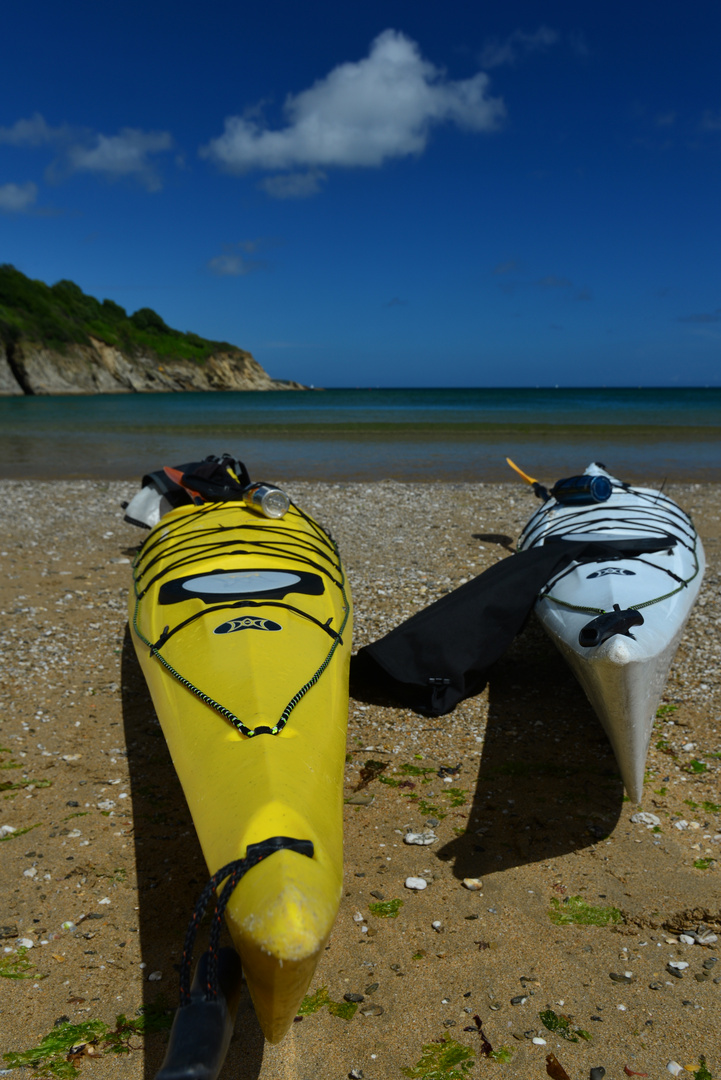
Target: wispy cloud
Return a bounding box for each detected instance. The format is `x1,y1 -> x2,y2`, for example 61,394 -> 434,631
383,296 -> 407,307
537,275 -> 572,289
1,113 -> 174,191
207,240 -> 270,277
568,30 -> 589,58
479,26 -> 559,69
493,259 -> 520,275
201,29 -> 504,194
700,109 -> 721,131
677,309 -> 721,323
0,180 -> 38,213
259,170 -> 326,199
62,129 -> 174,191
0,113 -> 71,146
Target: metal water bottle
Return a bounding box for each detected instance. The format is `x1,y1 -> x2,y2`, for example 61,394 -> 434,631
550,474 -> 612,505
242,483 -> 290,519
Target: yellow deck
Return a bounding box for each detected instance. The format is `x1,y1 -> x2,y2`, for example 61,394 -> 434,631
129,498 -> 352,1041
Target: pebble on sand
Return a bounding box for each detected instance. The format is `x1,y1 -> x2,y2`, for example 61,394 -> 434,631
404,831 -> 438,846
462,877 -> 483,891
631,812 -> 661,828
405,877 -> 428,890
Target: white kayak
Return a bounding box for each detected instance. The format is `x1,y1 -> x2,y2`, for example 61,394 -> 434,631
517,463 -> 705,803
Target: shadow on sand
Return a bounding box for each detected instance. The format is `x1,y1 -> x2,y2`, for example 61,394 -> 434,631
120,626 -> 265,1080
350,615 -> 626,878
434,619 -> 625,878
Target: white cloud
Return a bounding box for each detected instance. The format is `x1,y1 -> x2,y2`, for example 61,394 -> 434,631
0,181 -> 38,212
65,129 -> 173,191
201,29 -> 504,179
479,26 -> 559,69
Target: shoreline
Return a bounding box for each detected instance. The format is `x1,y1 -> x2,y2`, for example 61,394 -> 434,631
1,440 -> 721,484
0,479 -> 719,1079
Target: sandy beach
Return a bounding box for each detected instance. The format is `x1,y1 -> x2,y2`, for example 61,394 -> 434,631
1,477 -> 719,1080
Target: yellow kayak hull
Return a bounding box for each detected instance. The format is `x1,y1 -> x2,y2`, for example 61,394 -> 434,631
129,499 -> 351,1042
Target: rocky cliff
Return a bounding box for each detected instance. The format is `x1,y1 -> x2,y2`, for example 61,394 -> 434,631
0,336 -> 304,395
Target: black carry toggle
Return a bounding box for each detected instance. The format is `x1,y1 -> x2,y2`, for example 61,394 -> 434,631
159,837 -> 315,1080
578,604 -> 644,648
155,948 -> 243,1080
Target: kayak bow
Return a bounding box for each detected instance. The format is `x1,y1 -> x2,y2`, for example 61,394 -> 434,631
129,494 -> 352,1044
518,463 -> 704,802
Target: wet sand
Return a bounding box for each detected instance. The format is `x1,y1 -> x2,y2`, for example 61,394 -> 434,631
0,478 -> 719,1079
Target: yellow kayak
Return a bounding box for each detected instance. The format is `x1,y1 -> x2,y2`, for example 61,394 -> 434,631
128,492 -> 351,1043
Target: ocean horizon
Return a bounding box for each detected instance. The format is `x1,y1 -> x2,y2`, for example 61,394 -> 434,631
1,386 -> 719,483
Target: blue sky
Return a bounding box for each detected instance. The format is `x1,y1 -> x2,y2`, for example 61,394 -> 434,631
1,1 -> 720,387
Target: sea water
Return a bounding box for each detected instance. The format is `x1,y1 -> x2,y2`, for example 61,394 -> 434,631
0,387 -> 719,482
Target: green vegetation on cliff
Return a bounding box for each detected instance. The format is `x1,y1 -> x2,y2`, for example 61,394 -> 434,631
0,264 -> 238,364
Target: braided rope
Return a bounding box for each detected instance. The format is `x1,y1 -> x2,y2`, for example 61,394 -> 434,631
178,838 -> 313,1005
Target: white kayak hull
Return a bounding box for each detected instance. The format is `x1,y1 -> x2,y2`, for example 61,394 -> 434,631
518,464 -> 705,803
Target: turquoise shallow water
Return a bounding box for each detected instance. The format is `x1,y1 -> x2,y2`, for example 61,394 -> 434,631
1,387 -> 719,482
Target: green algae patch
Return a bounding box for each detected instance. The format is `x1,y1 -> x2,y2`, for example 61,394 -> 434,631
0,945 -> 47,980
539,1009 -> 591,1043
0,822 -> 41,842
378,774 -> 401,788
297,986 -> 357,1021
3,1020 -> 107,1078
2,1006 -> 173,1078
327,999 -> 358,1020
444,787 -> 467,807
399,763 -> 436,779
0,777 -> 52,792
298,986 -> 331,1015
549,895 -> 623,926
402,1034 -> 476,1078
693,858 -> 715,870
369,898 -> 403,918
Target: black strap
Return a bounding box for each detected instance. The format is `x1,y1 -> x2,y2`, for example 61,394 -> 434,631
350,536 -> 683,718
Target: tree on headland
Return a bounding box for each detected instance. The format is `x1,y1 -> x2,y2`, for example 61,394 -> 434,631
0,264 -> 236,363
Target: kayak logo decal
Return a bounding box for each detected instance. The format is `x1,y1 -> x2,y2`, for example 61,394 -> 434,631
214,617 -> 283,635
586,567 -> 636,578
